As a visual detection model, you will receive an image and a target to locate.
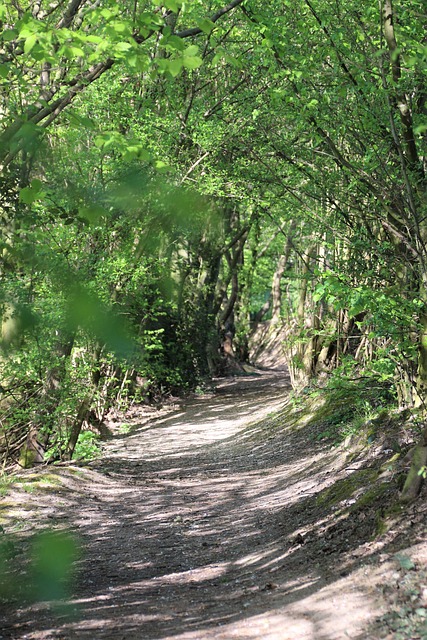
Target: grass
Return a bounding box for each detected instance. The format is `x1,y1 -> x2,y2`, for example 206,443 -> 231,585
0,472 -> 14,497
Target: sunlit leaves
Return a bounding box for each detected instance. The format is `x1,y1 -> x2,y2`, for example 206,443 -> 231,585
135,10 -> 165,32
115,41 -> 133,53
156,43 -> 203,76
94,131 -> 151,162
196,18 -> 216,35
99,7 -> 119,20
23,32 -> 38,53
6,121 -> 45,158
1,4 -> 162,81
0,0 -> 425,459
313,270 -> 421,361
168,58 -> 184,77
183,45 -> 203,69
162,0 -> 183,11
124,51 -> 150,72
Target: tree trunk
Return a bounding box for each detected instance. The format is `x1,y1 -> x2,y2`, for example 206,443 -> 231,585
64,394 -> 93,461
400,426 -> 427,503
271,220 -> 295,323
415,302 -> 427,410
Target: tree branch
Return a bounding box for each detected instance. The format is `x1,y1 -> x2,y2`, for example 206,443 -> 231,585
56,0 -> 86,29
175,0 -> 245,38
180,151 -> 210,184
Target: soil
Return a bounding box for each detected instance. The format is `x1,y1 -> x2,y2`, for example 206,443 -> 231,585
0,369 -> 426,640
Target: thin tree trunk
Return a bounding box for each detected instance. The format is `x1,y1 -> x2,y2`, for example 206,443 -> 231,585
271,220 -> 295,323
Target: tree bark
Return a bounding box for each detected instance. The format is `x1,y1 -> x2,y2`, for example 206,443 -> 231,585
271,220 -> 295,323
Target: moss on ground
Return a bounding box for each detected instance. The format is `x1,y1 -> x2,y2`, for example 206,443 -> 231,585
316,469 -> 378,507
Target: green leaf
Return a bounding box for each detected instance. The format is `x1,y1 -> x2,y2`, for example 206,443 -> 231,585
79,204 -> 107,224
164,35 -> 185,51
69,45 -> 85,58
155,160 -> 171,172
66,110 -> 95,130
31,531 -> 79,602
2,29 -> 17,42
138,55 -> 151,71
23,33 -> 37,54
168,58 -> 183,77
184,45 -> 199,57
86,35 -> 103,44
66,288 -> 135,359
19,179 -> 44,205
156,58 -> 169,73
110,20 -> 128,35
100,8 -> 114,19
183,55 -> 203,70
126,54 -> 138,68
60,44 -> 85,59
115,42 -> 132,52
224,53 -> 242,69
19,188 -> 37,205
307,98 -> 319,109
94,133 -> 115,149
196,18 -> 215,35
138,11 -> 164,28
164,0 -> 180,11
29,44 -> 51,62
0,64 -> 9,78
30,179 -> 43,191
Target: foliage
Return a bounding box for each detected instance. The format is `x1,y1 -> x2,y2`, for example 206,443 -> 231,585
0,0 -> 426,473
71,430 -> 101,461
0,527 -> 79,610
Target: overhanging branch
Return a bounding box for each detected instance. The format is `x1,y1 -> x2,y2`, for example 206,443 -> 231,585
175,0 -> 245,38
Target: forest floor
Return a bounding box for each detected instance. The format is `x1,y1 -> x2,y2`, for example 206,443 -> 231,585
1,369 -> 427,640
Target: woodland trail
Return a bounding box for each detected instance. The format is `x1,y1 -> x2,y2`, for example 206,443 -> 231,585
1,370 -> 426,640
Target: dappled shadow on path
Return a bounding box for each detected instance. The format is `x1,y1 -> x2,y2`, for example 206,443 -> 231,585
1,370 -> 423,640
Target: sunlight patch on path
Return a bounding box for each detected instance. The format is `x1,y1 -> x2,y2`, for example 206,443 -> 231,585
156,574 -> 376,640
106,387 -> 288,461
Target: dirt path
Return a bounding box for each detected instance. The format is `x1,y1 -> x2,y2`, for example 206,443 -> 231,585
1,370 -> 426,639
